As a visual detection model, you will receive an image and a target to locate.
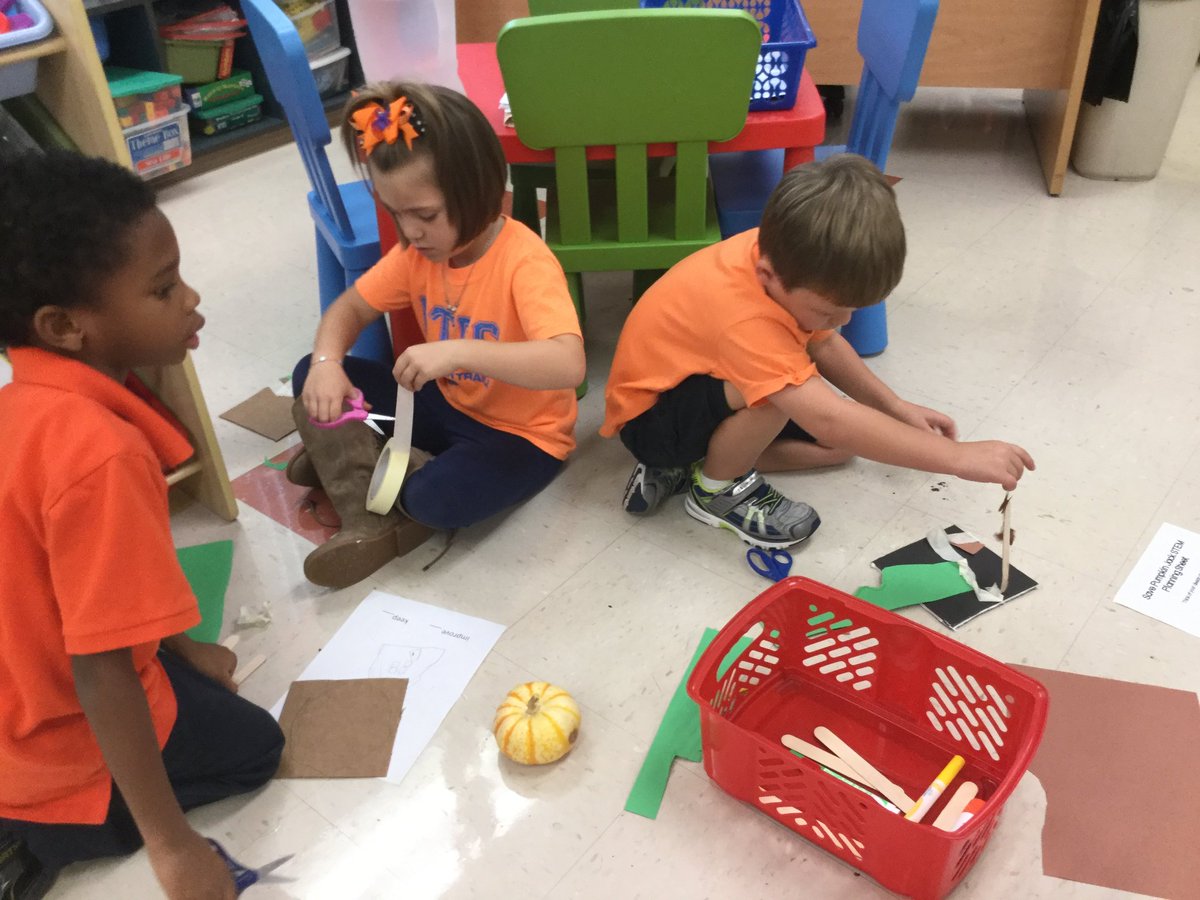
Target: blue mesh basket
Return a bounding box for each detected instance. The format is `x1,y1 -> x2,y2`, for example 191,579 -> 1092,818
640,0 -> 816,111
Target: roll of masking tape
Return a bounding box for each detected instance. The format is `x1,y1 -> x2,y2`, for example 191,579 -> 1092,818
365,387 -> 414,514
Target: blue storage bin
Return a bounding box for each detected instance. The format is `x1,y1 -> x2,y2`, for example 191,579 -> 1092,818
640,0 -> 816,111
0,0 -> 54,101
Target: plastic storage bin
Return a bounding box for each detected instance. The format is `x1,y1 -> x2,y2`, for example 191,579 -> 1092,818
163,37 -> 235,83
687,578 -> 1048,900
190,92 -> 262,135
123,108 -> 191,179
184,70 -> 254,110
105,67 -> 184,128
288,0 -> 340,61
641,0 -> 815,111
0,0 -> 54,101
309,45 -> 350,98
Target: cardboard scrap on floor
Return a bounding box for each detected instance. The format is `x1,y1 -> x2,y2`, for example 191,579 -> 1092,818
1011,665 -> 1200,899
277,678 -> 409,778
219,388 -> 296,441
177,540 -> 234,644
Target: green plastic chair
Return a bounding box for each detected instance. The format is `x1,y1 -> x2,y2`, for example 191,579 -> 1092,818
497,9 -> 761,326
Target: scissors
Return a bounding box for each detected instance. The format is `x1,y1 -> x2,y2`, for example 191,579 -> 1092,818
310,389 -> 394,434
208,839 -> 293,894
746,546 -> 793,582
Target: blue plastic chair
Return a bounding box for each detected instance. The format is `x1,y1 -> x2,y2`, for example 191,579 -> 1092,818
242,0 -> 392,363
710,0 -> 939,356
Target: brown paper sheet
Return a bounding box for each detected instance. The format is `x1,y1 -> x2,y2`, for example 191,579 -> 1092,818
276,678 -> 408,779
219,388 -> 296,441
1012,665 -> 1200,899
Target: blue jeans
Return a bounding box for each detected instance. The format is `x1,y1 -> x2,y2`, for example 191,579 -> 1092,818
293,355 -> 563,530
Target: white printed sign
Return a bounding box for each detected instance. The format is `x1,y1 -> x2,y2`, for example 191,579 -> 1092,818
1113,523 -> 1200,638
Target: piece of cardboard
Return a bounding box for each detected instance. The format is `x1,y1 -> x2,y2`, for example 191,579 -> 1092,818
177,540 -> 234,644
854,562 -> 973,611
219,388 -> 296,441
276,678 -> 408,779
872,525 -> 1037,629
1011,665 -> 1200,898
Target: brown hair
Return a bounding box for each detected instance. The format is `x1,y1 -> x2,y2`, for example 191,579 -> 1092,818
341,82 -> 507,247
758,154 -> 905,308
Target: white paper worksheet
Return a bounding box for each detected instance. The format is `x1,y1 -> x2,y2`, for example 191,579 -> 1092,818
1113,523 -> 1200,638
272,591 -> 505,783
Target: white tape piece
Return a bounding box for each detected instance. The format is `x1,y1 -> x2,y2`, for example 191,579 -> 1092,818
925,528 -> 1004,604
366,387 -> 414,515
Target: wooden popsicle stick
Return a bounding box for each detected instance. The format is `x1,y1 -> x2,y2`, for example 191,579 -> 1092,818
220,634 -> 240,651
232,653 -> 266,686
999,493 -> 1012,593
813,726 -> 916,811
780,734 -> 878,787
932,781 -> 979,831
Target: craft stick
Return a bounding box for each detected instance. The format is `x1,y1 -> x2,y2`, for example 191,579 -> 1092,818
905,755 -> 965,823
999,492 -> 1012,593
932,781 -> 979,831
220,634 -> 240,651
781,734 -> 878,787
232,653 -> 266,686
813,726 -> 916,811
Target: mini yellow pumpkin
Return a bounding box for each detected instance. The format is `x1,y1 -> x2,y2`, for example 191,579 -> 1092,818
493,681 -> 580,765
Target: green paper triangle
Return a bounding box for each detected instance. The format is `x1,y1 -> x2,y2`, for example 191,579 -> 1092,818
854,561 -> 972,610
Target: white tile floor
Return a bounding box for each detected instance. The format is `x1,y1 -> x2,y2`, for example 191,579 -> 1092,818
51,72 -> 1200,899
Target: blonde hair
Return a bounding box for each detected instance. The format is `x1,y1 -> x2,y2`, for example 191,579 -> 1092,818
341,82 -> 507,247
758,154 -> 905,308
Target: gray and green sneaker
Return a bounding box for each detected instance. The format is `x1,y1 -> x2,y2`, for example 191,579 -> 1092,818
622,463 -> 690,516
685,468 -> 820,548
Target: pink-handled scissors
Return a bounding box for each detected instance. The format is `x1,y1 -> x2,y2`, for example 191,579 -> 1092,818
310,389 -> 394,433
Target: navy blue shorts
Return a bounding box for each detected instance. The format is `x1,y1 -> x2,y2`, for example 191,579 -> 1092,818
619,374 -> 816,468
293,355 -> 562,530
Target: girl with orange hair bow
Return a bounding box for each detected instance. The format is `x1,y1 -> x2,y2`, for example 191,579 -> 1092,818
286,82 -> 586,589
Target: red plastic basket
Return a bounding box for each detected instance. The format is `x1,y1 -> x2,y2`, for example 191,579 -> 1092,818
686,577 -> 1048,900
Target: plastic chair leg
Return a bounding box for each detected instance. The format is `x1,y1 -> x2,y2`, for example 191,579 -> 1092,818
566,270 -> 586,328
510,164 -> 545,234
344,266 -> 395,364
840,303 -> 889,356
315,232 -> 393,364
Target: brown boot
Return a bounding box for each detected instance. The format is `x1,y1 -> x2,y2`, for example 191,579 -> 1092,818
292,399 -> 434,588
285,448 -> 320,488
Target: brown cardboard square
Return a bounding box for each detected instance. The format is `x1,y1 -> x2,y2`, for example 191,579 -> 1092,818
219,388 -> 296,441
276,678 -> 408,779
1012,665 -> 1200,899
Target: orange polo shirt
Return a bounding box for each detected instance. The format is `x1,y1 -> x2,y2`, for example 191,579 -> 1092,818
356,217 -> 581,459
0,348 -> 200,825
601,229 -> 834,437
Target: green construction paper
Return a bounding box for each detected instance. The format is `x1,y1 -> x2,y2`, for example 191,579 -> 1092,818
177,540 -> 234,643
262,457 -> 288,471
854,561 -> 972,611
625,628 -> 718,819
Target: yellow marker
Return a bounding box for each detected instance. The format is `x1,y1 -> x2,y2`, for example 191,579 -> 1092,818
905,755 -> 965,823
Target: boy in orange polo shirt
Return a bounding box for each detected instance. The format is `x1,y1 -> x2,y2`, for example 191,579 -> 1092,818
0,152 -> 282,900
602,155 -> 1035,547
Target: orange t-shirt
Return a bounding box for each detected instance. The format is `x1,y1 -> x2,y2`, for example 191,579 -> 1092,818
356,217 -> 581,459
601,228 -> 834,437
0,348 -> 200,825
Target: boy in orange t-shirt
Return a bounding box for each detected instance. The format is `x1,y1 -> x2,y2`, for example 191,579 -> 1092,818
601,155 -> 1035,548
0,152 -> 282,900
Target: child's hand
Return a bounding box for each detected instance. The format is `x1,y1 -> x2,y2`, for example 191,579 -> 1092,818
894,400 -> 958,440
173,639 -> 238,693
393,341 -> 464,392
953,441 -> 1036,491
302,360 -> 356,423
147,830 -> 237,900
